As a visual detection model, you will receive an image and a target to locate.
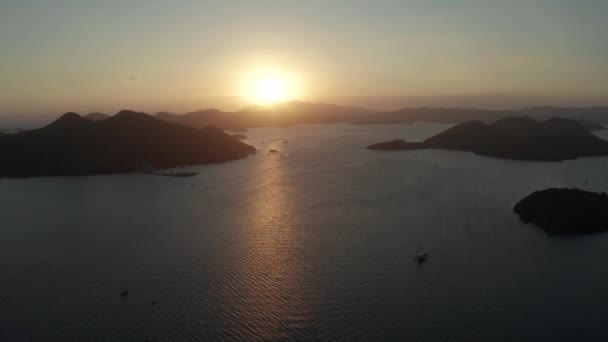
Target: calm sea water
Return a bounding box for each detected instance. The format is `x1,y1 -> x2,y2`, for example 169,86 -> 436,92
2,123 -> 608,341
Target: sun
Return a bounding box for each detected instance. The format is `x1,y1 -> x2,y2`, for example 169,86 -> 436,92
240,68 -> 304,105
252,76 -> 287,105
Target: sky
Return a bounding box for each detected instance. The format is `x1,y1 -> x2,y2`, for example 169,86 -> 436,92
1,0 -> 608,117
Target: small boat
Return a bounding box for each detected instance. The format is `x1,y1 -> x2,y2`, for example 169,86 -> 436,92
268,149 -> 279,153
414,253 -> 430,264
121,290 -> 129,296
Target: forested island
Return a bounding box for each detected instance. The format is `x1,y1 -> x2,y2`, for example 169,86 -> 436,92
0,110 -> 255,178
514,188 -> 608,235
367,117 -> 608,162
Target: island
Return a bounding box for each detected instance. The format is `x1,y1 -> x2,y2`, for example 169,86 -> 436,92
514,188 -> 608,235
367,117 -> 608,161
0,110 -> 256,177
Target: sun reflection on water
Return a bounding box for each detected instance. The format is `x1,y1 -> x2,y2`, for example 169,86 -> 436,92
215,146 -> 314,340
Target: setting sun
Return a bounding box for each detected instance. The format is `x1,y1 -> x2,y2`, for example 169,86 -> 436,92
252,76 -> 287,104
240,67 -> 304,105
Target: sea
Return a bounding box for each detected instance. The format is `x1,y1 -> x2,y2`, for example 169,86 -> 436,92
2,123 -> 608,341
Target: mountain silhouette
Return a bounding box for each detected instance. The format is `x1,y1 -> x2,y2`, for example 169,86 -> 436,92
151,103 -> 607,131
354,107 -> 516,124
354,106 -> 608,128
520,106 -> 608,123
0,110 -> 255,177
514,188 -> 608,235
367,117 -> 608,161
154,101 -> 371,130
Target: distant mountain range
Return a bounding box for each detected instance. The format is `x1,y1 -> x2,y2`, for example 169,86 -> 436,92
156,103 -> 608,130
0,110 -> 255,177
155,101 -> 372,131
354,106 -> 608,129
21,102 -> 608,132
367,117 -> 608,162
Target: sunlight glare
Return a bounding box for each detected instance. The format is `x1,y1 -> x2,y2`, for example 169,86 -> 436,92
240,67 -> 304,105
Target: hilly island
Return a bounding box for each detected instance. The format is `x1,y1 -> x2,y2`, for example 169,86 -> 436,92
367,117 -> 608,162
0,110 -> 255,178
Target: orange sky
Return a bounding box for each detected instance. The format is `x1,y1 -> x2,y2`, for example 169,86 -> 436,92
1,1 -> 607,116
